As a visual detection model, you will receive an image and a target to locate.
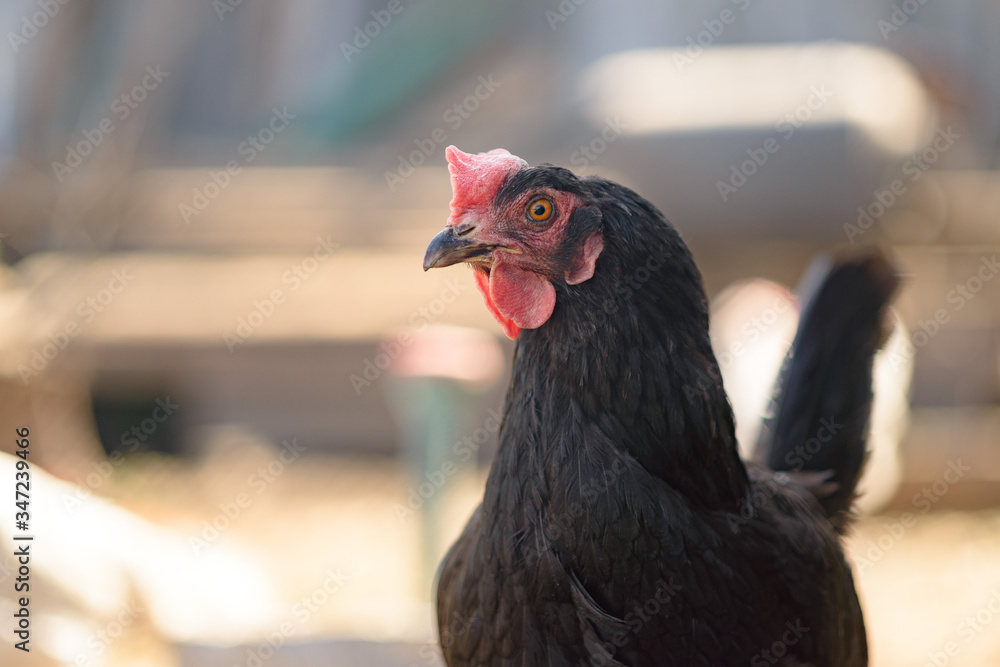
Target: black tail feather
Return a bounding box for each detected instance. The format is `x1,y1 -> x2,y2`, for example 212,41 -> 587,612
754,247 -> 900,532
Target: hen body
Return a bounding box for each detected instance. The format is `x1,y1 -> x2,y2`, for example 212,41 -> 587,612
430,160 -> 891,666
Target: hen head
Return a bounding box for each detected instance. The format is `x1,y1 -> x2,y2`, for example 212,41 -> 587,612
423,146 -> 604,339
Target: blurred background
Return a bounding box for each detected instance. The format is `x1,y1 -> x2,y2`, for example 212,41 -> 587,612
0,1 -> 998,665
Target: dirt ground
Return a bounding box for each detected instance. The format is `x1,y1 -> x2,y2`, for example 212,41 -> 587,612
98,451 -> 1000,667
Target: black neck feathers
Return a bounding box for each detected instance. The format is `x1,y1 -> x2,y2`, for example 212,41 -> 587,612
486,176 -> 749,518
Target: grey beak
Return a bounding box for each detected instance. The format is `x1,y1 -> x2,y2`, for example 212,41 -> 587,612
423,226 -> 493,270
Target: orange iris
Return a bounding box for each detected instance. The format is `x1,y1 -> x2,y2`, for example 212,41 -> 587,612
527,198 -> 553,222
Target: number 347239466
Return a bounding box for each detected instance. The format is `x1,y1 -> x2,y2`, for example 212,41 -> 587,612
15,427 -> 29,528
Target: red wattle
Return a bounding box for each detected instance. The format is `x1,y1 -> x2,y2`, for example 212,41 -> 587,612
473,262 -> 556,340
474,269 -> 520,339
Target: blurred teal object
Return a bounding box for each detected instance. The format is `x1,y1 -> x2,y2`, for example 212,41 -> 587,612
384,376 -> 473,588
381,325 -> 504,595
302,0 -> 514,149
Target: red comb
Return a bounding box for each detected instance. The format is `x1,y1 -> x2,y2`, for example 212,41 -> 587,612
446,146 -> 528,225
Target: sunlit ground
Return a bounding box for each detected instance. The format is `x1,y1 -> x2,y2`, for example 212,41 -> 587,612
62,452 -> 1000,666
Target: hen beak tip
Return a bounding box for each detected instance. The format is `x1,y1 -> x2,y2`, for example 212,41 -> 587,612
424,226 -> 492,271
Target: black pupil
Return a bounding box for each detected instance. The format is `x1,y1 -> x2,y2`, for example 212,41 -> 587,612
533,203 -> 547,217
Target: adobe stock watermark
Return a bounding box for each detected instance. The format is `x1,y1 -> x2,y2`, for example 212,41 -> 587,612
17,268 -> 135,385
62,397 -> 181,512
394,407 -> 503,523
569,116 -> 628,169
544,458 -> 629,543
427,612 -> 476,665
180,106 -> 296,223
545,0 -> 591,31
726,417 -> 844,533
673,0 -> 753,72
713,293 -> 794,371
920,590 -> 1000,667
578,578 -> 684,667
70,600 -> 144,667
349,278 -> 468,394
51,65 -> 169,182
383,75 -> 501,192
598,245 -> 673,319
779,417 -> 843,470
887,255 -> 998,371
188,438 -> 306,555
855,458 -> 970,573
7,0 -> 73,54
924,588 -> 1000,667
213,0 -> 244,21
844,125 -> 959,243
750,619 -> 810,666
877,0 -> 931,40
571,242 -> 684,345
716,84 -> 834,202
224,236 -> 340,352
340,0 -> 414,62
234,567 -> 355,667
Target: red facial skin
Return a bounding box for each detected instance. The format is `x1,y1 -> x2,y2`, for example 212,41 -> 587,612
443,146 -> 603,339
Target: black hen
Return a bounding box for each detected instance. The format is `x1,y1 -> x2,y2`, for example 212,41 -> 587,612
423,146 -> 896,666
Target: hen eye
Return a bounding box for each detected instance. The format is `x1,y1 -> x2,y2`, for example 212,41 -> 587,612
527,198 -> 553,223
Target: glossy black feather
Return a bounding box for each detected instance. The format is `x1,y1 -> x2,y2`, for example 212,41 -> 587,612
755,248 -> 900,531
437,167 -> 873,666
